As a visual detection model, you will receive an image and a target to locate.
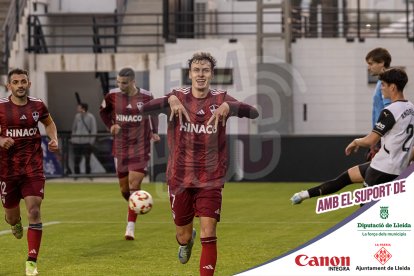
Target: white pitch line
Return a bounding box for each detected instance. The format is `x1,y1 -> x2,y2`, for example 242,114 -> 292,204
0,221 -> 61,236
41,220 -> 339,225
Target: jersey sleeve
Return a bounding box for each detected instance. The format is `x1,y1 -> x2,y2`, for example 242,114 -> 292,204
147,93 -> 159,134
373,109 -> 396,136
224,94 -> 259,119
141,96 -> 170,116
99,95 -> 114,129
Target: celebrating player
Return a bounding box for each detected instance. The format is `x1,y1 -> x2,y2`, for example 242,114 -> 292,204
100,67 -> 159,240
0,68 -> 59,276
142,52 -> 259,275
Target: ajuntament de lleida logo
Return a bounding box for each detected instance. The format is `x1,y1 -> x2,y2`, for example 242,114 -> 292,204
380,206 -> 389,219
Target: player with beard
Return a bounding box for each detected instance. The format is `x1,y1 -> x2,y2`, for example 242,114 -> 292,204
100,67 -> 159,240
142,52 -> 259,275
0,68 -> 59,275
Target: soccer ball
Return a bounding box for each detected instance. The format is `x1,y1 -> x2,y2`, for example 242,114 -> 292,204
128,190 -> 153,215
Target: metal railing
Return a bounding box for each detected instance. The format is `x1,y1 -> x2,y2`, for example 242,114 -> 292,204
47,133 -> 116,178
27,13 -> 164,54
24,8 -> 414,55
2,0 -> 27,73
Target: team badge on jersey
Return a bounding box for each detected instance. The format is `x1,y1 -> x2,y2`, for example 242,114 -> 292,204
32,111 -> 39,122
137,102 -> 144,110
209,104 -> 219,114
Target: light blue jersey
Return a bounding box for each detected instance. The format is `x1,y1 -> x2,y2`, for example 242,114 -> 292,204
372,80 -> 391,127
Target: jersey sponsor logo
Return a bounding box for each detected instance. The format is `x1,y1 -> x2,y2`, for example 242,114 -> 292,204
32,112 -> 39,122
115,113 -> 143,122
20,114 -> 27,120
375,121 -> 385,130
179,122 -> 217,134
6,127 -> 38,137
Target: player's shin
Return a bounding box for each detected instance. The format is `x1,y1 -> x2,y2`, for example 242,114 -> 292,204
27,223 -> 42,261
200,237 -> 217,276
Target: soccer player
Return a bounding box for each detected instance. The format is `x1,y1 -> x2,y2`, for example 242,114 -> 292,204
142,52 -> 259,275
365,47 -> 392,160
345,68 -> 414,185
99,67 -> 159,240
292,68 -> 414,203
291,47 -> 392,204
0,68 -> 59,276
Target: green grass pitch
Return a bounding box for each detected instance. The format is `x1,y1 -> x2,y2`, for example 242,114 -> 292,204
0,181 -> 359,275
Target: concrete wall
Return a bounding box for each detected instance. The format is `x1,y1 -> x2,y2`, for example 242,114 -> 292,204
291,38 -> 414,135
47,0 -> 116,13
21,37 -> 414,136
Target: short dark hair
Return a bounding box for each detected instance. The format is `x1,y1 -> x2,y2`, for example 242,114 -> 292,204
379,67 -> 408,92
7,68 -> 29,83
80,103 -> 88,112
118,67 -> 135,81
188,52 -> 217,70
365,48 -> 391,68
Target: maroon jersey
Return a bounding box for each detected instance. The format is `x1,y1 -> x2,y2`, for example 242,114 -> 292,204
143,88 -> 259,188
0,96 -> 49,178
100,88 -> 157,162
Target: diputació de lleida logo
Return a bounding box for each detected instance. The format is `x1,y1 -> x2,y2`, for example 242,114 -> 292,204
380,206 -> 389,219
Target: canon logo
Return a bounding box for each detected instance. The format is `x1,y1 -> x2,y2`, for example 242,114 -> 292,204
295,254 -> 350,267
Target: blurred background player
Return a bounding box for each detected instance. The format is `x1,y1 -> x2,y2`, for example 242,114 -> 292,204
99,67 -> 159,240
291,47 -> 392,204
71,102 -> 97,175
0,68 -> 59,276
142,52 -> 259,276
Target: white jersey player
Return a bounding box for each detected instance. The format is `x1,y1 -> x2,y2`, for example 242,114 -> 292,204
346,67 -> 414,186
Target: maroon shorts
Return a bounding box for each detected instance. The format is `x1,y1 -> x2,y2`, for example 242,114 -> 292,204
0,174 -> 45,209
168,186 -> 222,226
114,157 -> 148,178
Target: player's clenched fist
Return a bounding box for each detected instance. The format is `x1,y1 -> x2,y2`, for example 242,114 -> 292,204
0,137 -> 15,149
48,139 -> 59,152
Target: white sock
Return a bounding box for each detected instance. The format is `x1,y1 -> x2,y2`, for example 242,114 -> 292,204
127,221 -> 135,229
299,190 -> 310,199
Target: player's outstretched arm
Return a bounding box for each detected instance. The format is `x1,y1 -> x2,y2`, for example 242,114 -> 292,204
345,132 -> 380,156
142,96 -> 169,116
142,95 -> 190,125
223,94 -> 259,119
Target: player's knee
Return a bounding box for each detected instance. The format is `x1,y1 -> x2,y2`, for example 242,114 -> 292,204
5,215 -> 20,226
176,231 -> 192,245
27,207 -> 41,221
